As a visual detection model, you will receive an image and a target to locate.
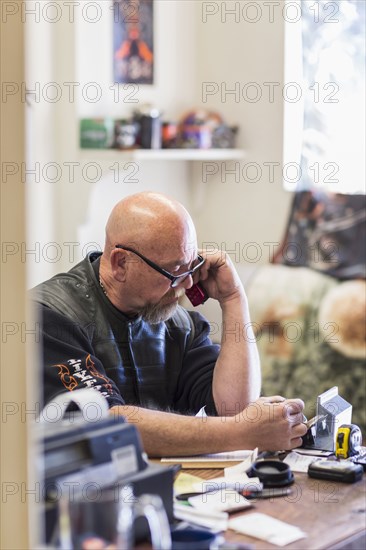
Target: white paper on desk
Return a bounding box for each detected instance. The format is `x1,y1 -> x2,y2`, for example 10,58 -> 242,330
193,475 -> 262,493
229,513 -> 307,547
224,448 -> 258,478
189,489 -> 252,513
284,451 -> 323,473
174,503 -> 228,532
295,448 -> 333,457
161,449 -> 254,463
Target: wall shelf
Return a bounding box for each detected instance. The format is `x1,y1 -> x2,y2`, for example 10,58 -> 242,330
79,148 -> 246,161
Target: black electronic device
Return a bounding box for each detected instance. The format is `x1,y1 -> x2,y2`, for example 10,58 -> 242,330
347,447 -> 366,471
308,460 -> 363,483
44,415 -> 146,484
42,414 -> 175,546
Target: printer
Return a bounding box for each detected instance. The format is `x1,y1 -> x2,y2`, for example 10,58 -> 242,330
42,412 -> 175,546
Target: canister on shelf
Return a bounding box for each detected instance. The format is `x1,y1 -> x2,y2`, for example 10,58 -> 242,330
134,106 -> 162,149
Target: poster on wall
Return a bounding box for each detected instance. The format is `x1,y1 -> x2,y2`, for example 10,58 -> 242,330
113,0 -> 154,84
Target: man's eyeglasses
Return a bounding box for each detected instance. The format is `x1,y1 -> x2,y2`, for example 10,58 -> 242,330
115,245 -> 205,288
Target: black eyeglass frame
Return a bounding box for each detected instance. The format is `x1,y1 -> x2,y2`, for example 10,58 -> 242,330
115,245 -> 205,288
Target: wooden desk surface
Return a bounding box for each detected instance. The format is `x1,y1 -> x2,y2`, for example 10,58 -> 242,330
183,468 -> 366,550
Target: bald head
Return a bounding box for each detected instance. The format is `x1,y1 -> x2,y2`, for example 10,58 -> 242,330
104,192 -> 196,257
99,192 -> 198,316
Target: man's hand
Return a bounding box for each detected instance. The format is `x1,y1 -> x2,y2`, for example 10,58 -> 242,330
231,396 -> 307,451
198,249 -> 244,304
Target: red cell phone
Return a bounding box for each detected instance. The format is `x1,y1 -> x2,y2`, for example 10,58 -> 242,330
185,283 -> 208,306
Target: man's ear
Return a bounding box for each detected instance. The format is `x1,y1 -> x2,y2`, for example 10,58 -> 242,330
110,249 -> 127,282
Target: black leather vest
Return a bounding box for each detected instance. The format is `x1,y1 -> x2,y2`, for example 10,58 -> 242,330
31,253 -> 196,410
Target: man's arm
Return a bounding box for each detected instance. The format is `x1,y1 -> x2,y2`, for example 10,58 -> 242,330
111,397 -> 307,457
198,250 -> 261,415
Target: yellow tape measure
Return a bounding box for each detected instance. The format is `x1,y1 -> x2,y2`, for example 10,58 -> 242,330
336,424 -> 362,459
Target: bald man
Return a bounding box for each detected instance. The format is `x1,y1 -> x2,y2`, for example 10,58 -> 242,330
32,192 -> 307,456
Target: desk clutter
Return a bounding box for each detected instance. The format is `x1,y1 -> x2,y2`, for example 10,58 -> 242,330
40,387 -> 364,549
172,443 -> 365,548
172,455 -> 306,547
170,387 -> 365,548
173,474 -> 307,546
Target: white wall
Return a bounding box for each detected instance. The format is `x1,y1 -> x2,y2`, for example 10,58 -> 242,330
26,0 -> 293,285
75,1 -> 197,120
25,10 -> 57,287
193,2 -> 292,265
27,0 -> 201,283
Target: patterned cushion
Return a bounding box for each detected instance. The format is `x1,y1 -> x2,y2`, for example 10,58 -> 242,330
247,265 -> 366,434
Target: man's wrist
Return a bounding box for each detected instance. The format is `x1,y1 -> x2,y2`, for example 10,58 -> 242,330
219,288 -> 247,309
220,413 -> 246,448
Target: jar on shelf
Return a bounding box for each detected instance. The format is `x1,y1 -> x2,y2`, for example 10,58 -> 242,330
134,105 -> 162,149
161,121 -> 178,148
114,119 -> 139,149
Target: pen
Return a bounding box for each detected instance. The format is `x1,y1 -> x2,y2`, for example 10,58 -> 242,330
241,488 -> 292,499
176,487 -> 291,501
175,492 -> 212,501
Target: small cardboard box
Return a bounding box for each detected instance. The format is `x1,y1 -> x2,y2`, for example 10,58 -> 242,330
310,387 -> 352,451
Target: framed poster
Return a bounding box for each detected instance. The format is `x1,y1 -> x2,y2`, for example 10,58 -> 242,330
113,0 -> 154,84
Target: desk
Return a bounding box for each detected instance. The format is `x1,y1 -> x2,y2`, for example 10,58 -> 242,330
183,468 -> 366,549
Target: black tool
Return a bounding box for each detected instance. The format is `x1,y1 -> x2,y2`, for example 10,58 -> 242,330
308,460 -> 363,483
247,460 -> 294,488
